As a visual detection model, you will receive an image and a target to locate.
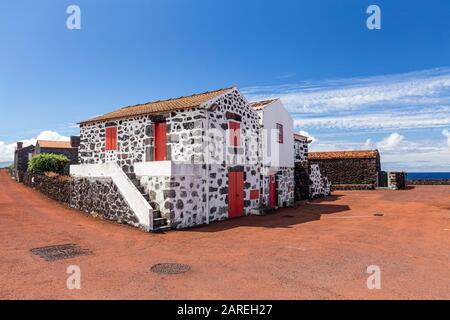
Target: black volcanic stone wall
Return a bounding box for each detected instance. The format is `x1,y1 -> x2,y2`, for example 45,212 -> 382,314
294,162 -> 311,201
310,158 -> 380,187
23,173 -> 71,204
408,179 -> 450,185
70,177 -> 140,227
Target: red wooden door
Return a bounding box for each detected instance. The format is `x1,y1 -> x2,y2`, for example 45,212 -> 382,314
228,172 -> 244,218
154,122 -> 167,161
269,175 -> 277,208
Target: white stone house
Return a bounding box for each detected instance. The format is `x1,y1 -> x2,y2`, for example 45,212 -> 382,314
71,87 -> 265,231
293,132 -> 331,199
293,133 -> 309,163
249,99 -> 295,210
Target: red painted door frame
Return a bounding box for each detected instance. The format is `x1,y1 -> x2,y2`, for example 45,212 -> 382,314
269,175 -> 277,208
228,171 -> 244,218
154,122 -> 167,161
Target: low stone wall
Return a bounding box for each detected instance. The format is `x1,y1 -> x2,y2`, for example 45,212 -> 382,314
70,177 -> 140,227
388,172 -> 407,190
333,184 -> 374,190
22,173 -> 71,204
294,162 -> 312,201
310,157 -> 379,188
294,162 -> 331,200
408,179 -> 450,185
309,164 -> 332,198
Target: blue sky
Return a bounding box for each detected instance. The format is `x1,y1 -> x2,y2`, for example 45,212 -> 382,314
1,0 -> 449,170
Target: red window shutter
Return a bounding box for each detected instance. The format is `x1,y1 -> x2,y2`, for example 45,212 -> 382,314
250,189 -> 260,200
229,121 -> 241,147
106,127 -> 117,151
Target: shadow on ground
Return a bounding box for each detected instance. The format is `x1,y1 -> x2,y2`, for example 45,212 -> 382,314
182,195 -> 350,233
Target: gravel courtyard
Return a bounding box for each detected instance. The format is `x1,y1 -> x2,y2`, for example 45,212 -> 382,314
0,170 -> 449,300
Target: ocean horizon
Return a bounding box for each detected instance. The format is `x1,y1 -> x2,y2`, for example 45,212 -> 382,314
407,172 -> 450,180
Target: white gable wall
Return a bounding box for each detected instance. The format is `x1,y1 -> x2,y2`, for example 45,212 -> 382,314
259,100 -> 294,168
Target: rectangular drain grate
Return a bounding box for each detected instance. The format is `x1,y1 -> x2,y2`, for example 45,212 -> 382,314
31,244 -> 91,262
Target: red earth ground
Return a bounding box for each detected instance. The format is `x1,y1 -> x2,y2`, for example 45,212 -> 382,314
0,170 -> 449,300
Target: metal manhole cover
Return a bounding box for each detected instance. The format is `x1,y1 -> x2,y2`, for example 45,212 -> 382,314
151,263 -> 191,275
31,244 -> 91,262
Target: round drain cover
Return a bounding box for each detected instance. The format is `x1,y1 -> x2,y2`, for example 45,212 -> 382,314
151,263 -> 191,275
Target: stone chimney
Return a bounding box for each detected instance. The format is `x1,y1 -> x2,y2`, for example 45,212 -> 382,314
17,142 -> 23,150
70,136 -> 80,148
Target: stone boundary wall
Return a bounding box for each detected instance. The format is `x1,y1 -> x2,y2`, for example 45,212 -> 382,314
408,179 -> 450,185
294,162 -> 312,201
22,173 -> 71,204
70,177 -> 140,227
310,157 -> 379,188
309,164 -> 332,198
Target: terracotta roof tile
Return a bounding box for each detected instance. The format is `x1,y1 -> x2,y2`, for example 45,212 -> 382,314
249,99 -> 278,110
37,140 -> 73,149
80,87 -> 234,125
294,132 -> 308,140
309,150 -> 379,160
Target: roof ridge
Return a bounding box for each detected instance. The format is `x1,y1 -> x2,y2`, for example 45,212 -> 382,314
120,86 -> 235,110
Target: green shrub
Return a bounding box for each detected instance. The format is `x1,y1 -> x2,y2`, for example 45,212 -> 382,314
28,154 -> 70,174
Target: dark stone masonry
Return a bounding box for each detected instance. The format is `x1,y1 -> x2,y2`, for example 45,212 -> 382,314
408,179 -> 450,185
22,173 -> 71,204
70,177 -> 140,227
309,151 -> 381,190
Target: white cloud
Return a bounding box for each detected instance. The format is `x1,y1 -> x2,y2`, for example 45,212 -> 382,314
376,133 -> 404,150
244,67 -> 450,114
0,131 -> 69,163
363,138 -> 374,149
443,129 -> 450,147
294,109 -> 450,131
298,130 -> 317,143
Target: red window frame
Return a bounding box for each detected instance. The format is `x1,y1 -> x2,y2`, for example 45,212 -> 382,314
229,121 -> 241,147
105,127 -> 117,151
276,123 -> 283,144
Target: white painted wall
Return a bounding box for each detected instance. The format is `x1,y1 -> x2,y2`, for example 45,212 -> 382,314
134,161 -> 203,177
258,99 -> 294,168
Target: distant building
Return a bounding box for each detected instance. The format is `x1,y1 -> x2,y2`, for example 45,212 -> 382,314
293,133 -> 331,200
12,136 -> 80,181
249,98 -> 295,210
293,133 -> 309,163
35,136 -> 80,164
308,150 -> 381,190
13,142 -> 35,181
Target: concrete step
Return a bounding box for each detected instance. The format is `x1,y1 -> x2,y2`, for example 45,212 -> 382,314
153,225 -> 172,233
153,217 -> 168,227
152,210 -> 162,218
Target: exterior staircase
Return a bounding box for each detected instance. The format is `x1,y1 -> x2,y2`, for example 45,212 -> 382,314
125,171 -> 171,232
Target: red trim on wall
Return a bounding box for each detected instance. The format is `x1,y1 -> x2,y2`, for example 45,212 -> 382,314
250,189 -> 260,200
